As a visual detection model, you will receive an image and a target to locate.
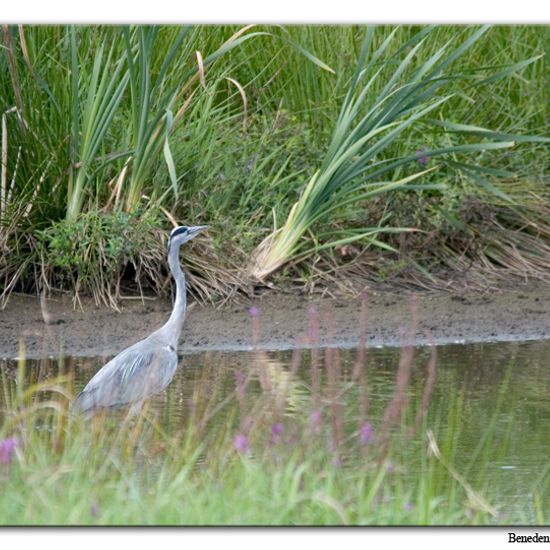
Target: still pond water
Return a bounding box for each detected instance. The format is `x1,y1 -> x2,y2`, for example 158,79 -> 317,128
1,338 -> 550,519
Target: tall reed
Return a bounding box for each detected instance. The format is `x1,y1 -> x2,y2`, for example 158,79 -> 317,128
247,25 -> 549,281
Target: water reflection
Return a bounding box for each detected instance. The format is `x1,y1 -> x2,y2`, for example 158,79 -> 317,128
2,341 -> 550,427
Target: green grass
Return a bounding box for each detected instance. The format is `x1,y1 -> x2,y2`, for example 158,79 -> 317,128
0,443 -> 490,525
1,25 -> 549,303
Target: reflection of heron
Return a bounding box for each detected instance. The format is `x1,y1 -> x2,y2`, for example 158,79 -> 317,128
72,225 -> 208,414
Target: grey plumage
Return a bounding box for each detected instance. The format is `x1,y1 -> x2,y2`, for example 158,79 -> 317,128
71,225 -> 209,414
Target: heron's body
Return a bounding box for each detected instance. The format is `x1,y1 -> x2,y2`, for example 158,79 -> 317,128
71,225 -> 208,414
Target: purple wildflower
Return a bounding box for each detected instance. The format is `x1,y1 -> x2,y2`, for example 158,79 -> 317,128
310,409 -> 322,433
332,455 -> 343,468
271,422 -> 283,445
0,436 -> 18,465
404,501 -> 414,512
359,422 -> 374,444
234,433 -> 250,455
248,305 -> 261,318
415,146 -> 429,166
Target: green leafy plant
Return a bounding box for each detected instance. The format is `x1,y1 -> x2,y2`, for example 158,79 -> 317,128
37,208 -> 163,307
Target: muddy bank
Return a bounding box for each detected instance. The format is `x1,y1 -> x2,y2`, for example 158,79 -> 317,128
1,282 -> 550,359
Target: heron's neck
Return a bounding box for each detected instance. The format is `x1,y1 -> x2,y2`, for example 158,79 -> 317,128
163,242 -> 187,347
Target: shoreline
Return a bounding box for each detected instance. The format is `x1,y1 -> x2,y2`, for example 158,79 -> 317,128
1,280 -> 550,359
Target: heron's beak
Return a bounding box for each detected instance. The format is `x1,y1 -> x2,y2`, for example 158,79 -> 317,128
188,225 -> 210,238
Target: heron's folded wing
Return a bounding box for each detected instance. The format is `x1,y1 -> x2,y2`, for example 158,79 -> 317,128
117,345 -> 178,403
72,343 -> 178,411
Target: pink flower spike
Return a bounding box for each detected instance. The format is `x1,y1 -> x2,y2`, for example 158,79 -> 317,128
360,422 -> 374,444
271,422 -> 283,444
310,409 -> 322,433
248,305 -> 261,318
308,304 -> 318,315
234,433 -> 250,454
0,436 -> 18,465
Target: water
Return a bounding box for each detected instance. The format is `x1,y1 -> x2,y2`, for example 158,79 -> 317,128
2,338 -> 550,519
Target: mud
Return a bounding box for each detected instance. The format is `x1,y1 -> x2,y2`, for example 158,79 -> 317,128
1,281 -> 550,359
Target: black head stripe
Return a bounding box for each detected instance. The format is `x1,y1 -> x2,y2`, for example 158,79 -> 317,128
168,226 -> 189,251
169,226 -> 188,240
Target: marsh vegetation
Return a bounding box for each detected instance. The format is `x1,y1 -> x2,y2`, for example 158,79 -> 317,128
0,25 -> 549,306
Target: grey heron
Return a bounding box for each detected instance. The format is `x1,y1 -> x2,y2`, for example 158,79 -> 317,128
71,225 -> 209,414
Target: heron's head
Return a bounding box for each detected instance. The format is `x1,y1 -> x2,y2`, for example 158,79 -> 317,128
168,225 -> 209,251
